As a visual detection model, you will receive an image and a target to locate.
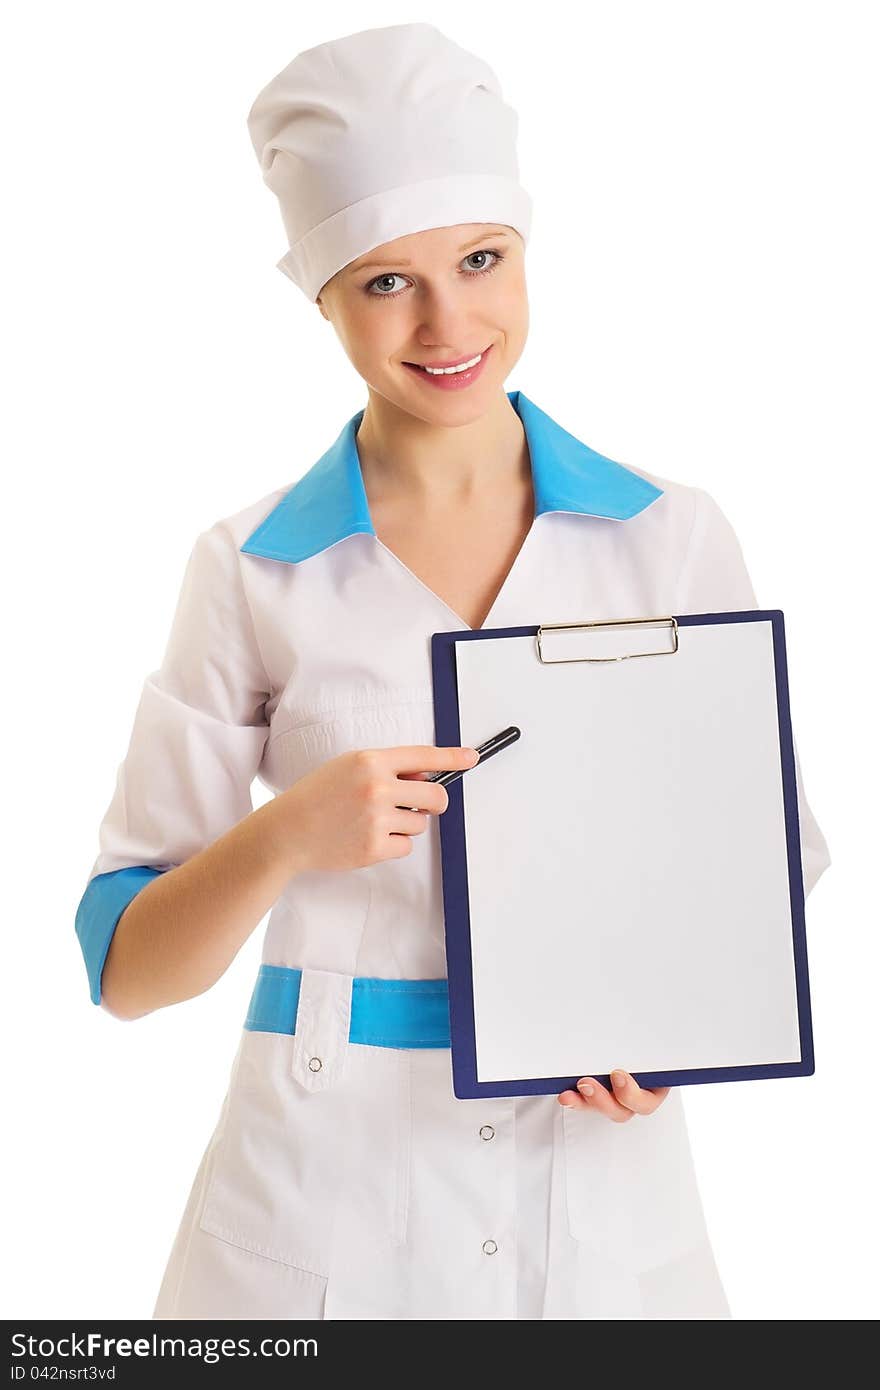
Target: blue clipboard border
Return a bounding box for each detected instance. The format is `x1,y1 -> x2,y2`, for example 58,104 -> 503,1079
430,609 -> 815,1098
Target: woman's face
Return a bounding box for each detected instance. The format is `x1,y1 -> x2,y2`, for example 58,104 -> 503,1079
316,223 -> 529,422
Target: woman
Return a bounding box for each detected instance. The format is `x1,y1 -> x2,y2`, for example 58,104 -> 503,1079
75,23 -> 831,1320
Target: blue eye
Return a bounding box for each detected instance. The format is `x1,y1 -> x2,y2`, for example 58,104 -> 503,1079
365,248 -> 506,300
366,272 -> 409,298
462,249 -> 503,275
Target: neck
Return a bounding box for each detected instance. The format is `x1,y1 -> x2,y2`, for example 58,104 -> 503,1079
355,389 -> 530,508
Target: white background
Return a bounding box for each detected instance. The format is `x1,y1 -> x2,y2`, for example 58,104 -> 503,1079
3,1 -> 875,1320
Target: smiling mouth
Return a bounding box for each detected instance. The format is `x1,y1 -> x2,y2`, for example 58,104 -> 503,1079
403,344 -> 492,375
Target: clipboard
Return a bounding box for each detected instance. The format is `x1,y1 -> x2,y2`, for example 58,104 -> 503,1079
430,609 -> 814,1099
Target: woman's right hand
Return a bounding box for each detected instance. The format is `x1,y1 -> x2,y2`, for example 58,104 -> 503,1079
272,744 -> 480,874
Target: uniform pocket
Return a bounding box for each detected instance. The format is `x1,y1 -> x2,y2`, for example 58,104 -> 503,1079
197,1030 -> 348,1277
561,1086 -> 711,1273
197,1028 -> 410,1278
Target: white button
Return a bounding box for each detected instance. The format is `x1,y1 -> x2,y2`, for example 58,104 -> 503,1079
479,1124 -> 495,1141
308,1056 -> 323,1072
482,1238 -> 498,1255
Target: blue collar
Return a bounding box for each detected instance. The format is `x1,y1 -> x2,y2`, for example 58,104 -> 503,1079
241,389 -> 663,563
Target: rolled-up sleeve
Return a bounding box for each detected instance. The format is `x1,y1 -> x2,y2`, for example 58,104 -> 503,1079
75,522 -> 272,1006
675,486 -> 831,899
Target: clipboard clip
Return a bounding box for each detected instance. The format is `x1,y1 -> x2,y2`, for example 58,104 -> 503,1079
535,615 -> 679,664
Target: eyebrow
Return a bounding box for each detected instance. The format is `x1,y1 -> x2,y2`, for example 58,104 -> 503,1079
348,228 -> 512,274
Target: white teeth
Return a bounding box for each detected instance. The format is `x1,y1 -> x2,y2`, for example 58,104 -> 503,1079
422,352 -> 482,375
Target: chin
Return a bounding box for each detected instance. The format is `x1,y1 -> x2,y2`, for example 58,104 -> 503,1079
408,379 -> 500,423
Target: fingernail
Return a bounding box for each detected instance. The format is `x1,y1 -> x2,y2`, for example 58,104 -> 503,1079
611,1069 -> 627,1087
577,1080 -> 594,1097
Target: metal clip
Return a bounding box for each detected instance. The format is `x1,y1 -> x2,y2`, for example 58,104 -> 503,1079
535,615 -> 679,664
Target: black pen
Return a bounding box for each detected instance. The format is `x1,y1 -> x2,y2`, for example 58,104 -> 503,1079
396,726 -> 521,810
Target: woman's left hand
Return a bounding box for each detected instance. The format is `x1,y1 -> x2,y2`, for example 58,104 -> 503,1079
558,1070 -> 670,1122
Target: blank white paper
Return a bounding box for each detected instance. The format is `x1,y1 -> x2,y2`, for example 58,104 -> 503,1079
453,618 -> 802,1082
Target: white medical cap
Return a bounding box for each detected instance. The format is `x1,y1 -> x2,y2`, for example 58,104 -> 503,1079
246,22 -> 533,302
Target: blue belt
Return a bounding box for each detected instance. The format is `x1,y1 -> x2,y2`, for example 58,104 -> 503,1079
244,964 -> 452,1049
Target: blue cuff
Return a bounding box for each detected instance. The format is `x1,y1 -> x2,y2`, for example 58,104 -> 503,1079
75,866 -> 165,1005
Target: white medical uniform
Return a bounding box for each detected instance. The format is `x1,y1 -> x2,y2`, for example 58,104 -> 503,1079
75,389 -> 831,1320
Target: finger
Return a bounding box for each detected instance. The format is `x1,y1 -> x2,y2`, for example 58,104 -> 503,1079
388,808 -> 430,835
395,770 -> 427,812
557,1077 -> 630,1119
393,778 -> 449,815
609,1069 -> 670,1115
397,770 -> 464,789
558,1087 -> 590,1109
384,745 -> 480,775
574,1076 -> 634,1122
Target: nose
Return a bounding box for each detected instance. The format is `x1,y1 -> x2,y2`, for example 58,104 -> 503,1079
413,284 -> 481,352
